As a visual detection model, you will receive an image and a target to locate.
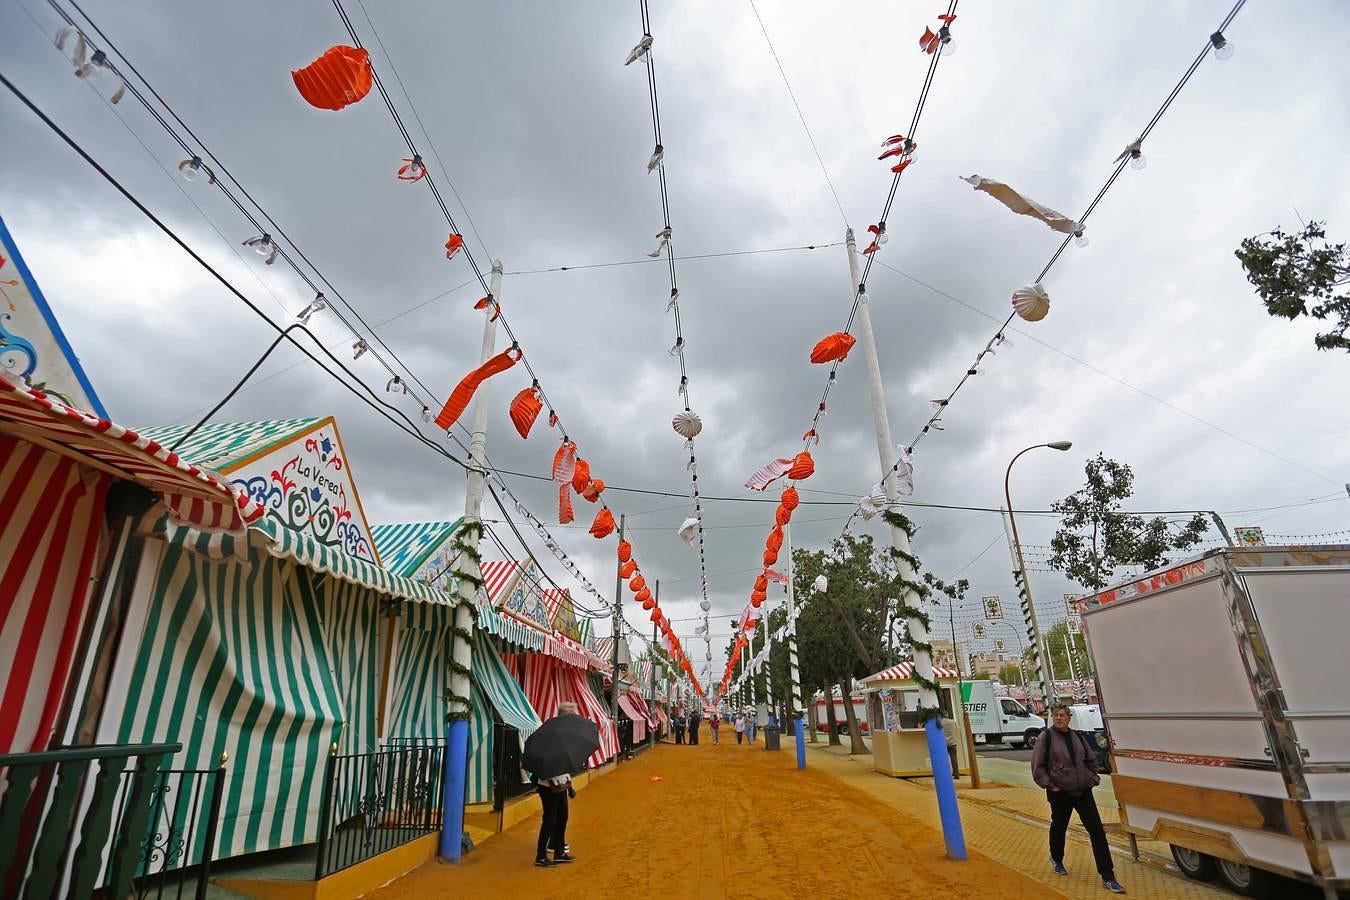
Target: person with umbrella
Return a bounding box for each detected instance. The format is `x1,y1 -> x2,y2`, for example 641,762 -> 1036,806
522,701 -> 598,868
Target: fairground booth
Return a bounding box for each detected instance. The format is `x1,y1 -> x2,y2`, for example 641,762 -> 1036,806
858,662 -> 968,778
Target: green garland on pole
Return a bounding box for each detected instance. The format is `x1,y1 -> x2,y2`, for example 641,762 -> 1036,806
443,519 -> 485,723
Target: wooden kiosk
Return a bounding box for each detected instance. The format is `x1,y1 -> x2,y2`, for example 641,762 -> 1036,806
859,662 -> 968,778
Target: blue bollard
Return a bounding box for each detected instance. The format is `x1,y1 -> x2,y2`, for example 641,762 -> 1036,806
440,718 -> 469,861
925,716 -> 967,860
794,716 -> 806,770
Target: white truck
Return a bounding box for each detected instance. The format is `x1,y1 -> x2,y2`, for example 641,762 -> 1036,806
960,680 -> 1046,748
813,694 -> 870,736
1081,545 -> 1350,899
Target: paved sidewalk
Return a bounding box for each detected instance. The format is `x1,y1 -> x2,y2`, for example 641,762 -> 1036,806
803,740 -> 1228,899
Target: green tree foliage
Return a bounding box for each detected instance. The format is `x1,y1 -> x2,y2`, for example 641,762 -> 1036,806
998,662 -> 1025,685
1236,220 -> 1350,352
1048,453 -> 1208,591
1038,621 -> 1092,680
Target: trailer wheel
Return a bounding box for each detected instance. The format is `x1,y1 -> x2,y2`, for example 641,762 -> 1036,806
1214,858 -> 1278,897
1169,845 -> 1215,881
1023,728 -> 1041,749
836,722 -> 849,736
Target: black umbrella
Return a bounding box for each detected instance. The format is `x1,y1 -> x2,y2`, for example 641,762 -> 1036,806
522,715 -> 601,780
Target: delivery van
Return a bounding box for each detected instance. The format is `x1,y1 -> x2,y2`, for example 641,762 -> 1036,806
960,680 -> 1045,748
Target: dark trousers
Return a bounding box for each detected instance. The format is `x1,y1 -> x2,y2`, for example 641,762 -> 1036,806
736,731 -> 743,744
1048,788 -> 1113,878
536,787 -> 568,860
689,724 -> 699,745
674,727 -> 684,744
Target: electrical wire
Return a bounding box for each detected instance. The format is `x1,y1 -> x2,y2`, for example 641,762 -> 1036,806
504,241 -> 841,275
0,68 -> 482,479
746,0 -> 849,227
879,0 -> 1256,482
872,258 -> 1340,487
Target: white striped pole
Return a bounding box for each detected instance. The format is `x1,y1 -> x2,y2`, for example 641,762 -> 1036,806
786,523 -> 805,768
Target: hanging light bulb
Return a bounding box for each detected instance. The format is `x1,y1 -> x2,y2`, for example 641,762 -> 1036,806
938,25 -> 957,56
1074,229 -> 1090,248
297,293 -> 327,325
421,406 -> 433,423
1129,148 -> 1147,170
178,156 -> 216,185
1210,31 -> 1234,60
242,234 -> 279,265
352,338 -> 369,360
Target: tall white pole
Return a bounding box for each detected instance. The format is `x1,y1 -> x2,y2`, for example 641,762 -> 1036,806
442,258 -> 503,861
846,228 -> 966,859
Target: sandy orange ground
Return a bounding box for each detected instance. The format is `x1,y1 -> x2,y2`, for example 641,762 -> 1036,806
370,737 -> 1049,899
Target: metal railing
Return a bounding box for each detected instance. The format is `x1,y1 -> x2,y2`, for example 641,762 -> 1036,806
0,742 -> 179,900
105,763 -> 227,900
314,743 -> 445,879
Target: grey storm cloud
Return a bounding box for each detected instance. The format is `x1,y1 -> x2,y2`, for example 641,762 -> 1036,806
2,0 -> 1348,671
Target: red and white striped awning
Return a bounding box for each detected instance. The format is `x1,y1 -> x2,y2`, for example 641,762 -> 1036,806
0,375 -> 263,531
861,661 -> 960,684
547,633 -> 589,669
479,559 -> 521,605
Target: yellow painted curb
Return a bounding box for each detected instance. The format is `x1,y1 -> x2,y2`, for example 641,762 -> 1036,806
215,833 -> 438,900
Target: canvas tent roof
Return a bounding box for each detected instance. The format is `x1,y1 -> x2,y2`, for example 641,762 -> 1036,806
0,374 -> 263,531
370,520 -> 466,579
135,418 -> 322,471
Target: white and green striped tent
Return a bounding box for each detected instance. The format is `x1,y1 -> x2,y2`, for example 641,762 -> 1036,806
89,511 -> 465,861
370,522 -> 543,805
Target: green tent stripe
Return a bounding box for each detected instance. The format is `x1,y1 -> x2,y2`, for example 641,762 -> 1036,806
115,536 -> 375,860
466,678 -> 495,805
474,634 -> 541,741
385,606 -> 452,741
369,520 -> 464,578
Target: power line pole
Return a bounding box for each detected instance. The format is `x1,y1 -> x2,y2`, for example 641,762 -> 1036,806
846,228 -> 966,859
441,259 -> 502,862
611,514 -> 625,758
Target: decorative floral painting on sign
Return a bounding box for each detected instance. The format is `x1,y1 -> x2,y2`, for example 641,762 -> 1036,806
500,562 -> 552,631
229,425 -> 379,564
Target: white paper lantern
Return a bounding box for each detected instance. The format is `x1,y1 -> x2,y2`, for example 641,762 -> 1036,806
672,410 -> 703,439
1011,283 -> 1050,322
812,575 -> 828,593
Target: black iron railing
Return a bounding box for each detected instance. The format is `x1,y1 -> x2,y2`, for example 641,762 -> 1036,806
0,742 -> 179,900
314,743 -> 445,879
105,763 -> 227,900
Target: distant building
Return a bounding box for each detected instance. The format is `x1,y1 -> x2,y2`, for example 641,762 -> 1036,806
931,639 -> 964,673
968,651 -> 1003,679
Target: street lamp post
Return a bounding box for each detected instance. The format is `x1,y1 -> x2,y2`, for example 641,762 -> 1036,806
1004,441 -> 1072,709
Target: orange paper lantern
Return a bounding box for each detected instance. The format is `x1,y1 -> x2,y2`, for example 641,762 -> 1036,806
509,385 -> 542,439
589,508 -> 616,538
618,540 -> 632,563
775,504 -> 792,527
766,526 -> 783,553
809,332 -> 857,364
763,547 -> 778,567
619,560 -> 636,578
571,458 -> 591,494
780,486 -> 800,511
787,450 -> 815,481
291,46 -> 373,111
630,575 -> 646,593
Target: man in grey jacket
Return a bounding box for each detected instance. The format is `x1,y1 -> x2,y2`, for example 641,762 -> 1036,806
1031,704 -> 1125,894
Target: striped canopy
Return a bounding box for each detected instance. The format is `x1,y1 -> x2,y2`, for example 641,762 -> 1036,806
480,559 -> 522,604
135,418 -> 321,471
252,516 -> 461,607
860,661 -> 960,683
369,519 -> 465,579
0,373 -> 263,531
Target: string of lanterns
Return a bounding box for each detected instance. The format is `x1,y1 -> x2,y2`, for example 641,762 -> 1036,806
866,2 -> 1247,502
719,4 -> 959,699
625,0 -> 715,683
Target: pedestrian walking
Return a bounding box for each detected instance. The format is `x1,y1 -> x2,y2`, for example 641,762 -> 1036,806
1032,704 -> 1125,894
734,713 -> 746,745
673,708 -> 685,745
524,701 -> 587,869
710,714 -> 721,744
688,710 -> 701,745
941,715 -> 959,778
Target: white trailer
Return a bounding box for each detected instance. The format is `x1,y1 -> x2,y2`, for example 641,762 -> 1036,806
960,680 -> 1045,748
1082,545 -> 1350,899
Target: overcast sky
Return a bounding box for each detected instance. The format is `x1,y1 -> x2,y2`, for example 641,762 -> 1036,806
3,0 -> 1348,683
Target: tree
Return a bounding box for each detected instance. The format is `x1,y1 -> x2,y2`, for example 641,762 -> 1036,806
1236,220 -> 1350,352
1048,454 -> 1208,591
1040,621 -> 1092,681
998,663 -> 1025,686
